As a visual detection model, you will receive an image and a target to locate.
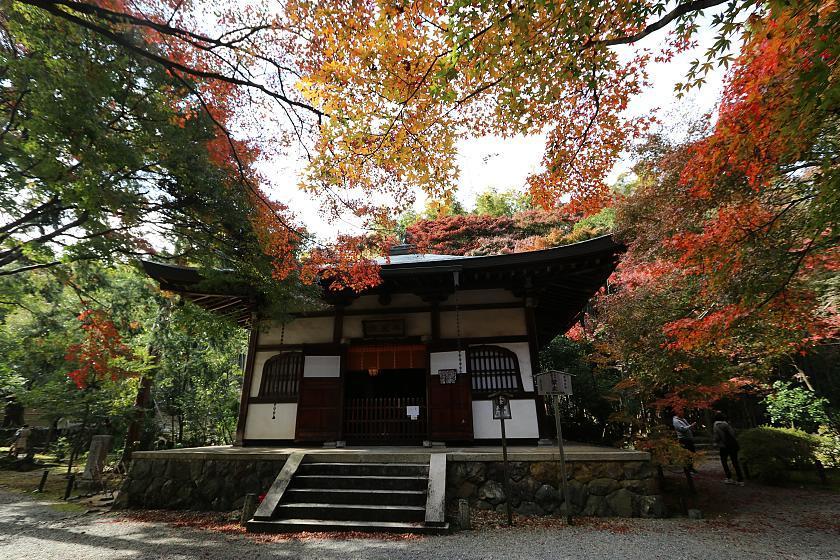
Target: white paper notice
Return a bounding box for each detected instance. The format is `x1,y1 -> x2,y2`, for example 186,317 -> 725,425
406,405 -> 420,420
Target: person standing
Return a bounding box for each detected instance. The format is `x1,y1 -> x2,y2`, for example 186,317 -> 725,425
713,412 -> 744,486
672,414 -> 696,450
672,413 -> 697,472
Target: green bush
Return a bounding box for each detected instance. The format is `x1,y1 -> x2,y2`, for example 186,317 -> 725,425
739,427 -> 819,484
816,426 -> 840,468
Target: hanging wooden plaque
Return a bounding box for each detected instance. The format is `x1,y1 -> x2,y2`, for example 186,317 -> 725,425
362,319 -> 405,338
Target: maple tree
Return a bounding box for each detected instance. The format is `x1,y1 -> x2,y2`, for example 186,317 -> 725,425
65,308 -> 134,389
591,2 -> 838,414
9,0 -> 819,291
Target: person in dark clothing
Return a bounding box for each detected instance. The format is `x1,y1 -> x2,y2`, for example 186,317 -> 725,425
713,412 -> 744,486
672,413 -> 697,472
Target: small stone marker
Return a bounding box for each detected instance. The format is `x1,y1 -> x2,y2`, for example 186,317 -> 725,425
81,435 -> 113,484
241,493 -> 258,526
687,508 -> 703,520
457,499 -> 471,530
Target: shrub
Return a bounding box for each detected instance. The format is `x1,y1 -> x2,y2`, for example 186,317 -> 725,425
763,380 -> 830,432
816,426 -> 840,468
739,427 -> 819,483
634,426 -> 695,469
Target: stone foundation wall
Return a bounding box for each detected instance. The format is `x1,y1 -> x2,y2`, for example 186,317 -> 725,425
115,457 -> 285,511
117,455 -> 665,519
446,460 -> 665,518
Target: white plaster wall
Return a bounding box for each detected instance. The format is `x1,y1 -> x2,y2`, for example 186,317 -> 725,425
259,317 -> 333,345
472,399 -> 539,439
342,312 -> 431,339
440,308 -> 526,338
303,355 -> 341,378
429,351 -> 466,375
244,403 -> 296,440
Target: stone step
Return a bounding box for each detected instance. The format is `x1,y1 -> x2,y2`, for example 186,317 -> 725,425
285,488 -> 427,507
274,502 -> 426,522
291,474 -> 428,491
247,518 -> 449,535
297,462 -> 429,477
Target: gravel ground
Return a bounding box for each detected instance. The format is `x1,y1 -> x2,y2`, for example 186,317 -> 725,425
1,459 -> 838,560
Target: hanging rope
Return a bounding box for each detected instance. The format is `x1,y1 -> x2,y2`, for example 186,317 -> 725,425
454,270 -> 463,375
273,322 -> 286,420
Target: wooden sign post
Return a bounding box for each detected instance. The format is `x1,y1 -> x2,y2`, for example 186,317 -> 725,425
536,371 -> 574,525
490,391 -> 513,526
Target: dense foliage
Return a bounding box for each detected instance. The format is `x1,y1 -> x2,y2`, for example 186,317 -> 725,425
763,381 -> 831,432
739,427 -> 820,483
0,264 -> 245,453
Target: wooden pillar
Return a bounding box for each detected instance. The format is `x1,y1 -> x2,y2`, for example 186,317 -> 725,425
524,299 -> 553,440
332,304 -> 344,344
430,300 -> 441,342
234,314 -> 259,447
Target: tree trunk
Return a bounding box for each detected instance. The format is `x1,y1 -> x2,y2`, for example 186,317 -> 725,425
119,301 -> 168,470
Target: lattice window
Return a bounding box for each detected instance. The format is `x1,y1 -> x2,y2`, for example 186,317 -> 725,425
258,352 -> 303,400
467,345 -> 522,393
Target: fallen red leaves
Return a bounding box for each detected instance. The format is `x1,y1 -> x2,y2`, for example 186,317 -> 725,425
112,510 -> 426,542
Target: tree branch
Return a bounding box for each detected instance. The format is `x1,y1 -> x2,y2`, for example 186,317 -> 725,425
586,0 -> 729,48
17,0 -> 324,118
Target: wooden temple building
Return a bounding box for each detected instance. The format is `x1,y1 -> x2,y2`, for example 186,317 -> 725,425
142,235 -> 623,449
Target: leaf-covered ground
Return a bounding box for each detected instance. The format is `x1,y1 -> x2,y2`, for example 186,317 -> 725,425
1,454 -> 838,559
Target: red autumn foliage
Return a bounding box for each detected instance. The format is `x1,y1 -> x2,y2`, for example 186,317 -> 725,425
65,309 -> 134,389
405,209 -> 576,256
652,378 -> 756,415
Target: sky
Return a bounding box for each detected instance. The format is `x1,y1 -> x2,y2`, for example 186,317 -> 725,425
256,14 -> 729,241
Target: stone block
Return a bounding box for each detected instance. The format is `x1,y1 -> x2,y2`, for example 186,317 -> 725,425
636,495 -> 666,518
241,474 -> 261,495
486,462 -> 505,483
571,463 -> 593,483
189,460 -> 204,481
211,496 -> 230,511
587,478 -> 620,496
142,477 -> 165,507
508,477 -> 539,503
621,478 -> 659,495
197,476 -> 222,499
151,459 -> 167,477
165,460 -> 193,481
478,480 -> 505,505
515,501 -> 545,516
530,462 -> 560,484
454,481 -> 477,499
605,488 -> 636,517
130,459 -> 151,478
592,461 -> 624,480
475,499 -> 494,510
582,494 -> 610,517
566,479 -> 588,509
534,484 -> 560,509
623,461 -> 653,480
509,462 -> 529,482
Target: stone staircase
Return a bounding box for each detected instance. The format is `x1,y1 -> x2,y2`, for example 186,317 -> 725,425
247,454 -> 448,534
